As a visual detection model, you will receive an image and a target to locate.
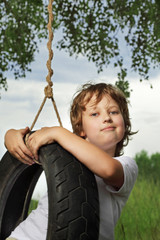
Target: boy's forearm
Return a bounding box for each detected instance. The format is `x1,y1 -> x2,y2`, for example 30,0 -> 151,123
54,127 -> 124,188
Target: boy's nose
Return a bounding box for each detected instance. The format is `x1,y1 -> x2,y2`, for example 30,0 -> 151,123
103,112 -> 112,123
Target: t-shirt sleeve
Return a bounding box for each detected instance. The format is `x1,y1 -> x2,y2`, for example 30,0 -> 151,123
105,156 -> 138,197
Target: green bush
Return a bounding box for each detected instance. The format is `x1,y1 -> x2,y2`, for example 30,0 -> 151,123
135,150 -> 160,182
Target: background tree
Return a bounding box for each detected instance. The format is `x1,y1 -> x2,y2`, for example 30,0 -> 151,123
0,0 -> 160,98
0,0 -> 47,93
135,150 -> 160,182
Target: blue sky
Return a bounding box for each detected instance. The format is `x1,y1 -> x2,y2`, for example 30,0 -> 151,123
0,36 -> 160,198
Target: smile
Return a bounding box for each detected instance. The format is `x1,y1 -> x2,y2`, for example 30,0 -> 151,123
101,126 -> 116,131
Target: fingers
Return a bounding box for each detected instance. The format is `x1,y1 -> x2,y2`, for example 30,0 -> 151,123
20,126 -> 30,136
9,143 -> 35,165
27,137 -> 39,161
27,128 -> 51,161
15,150 -> 35,165
20,144 -> 35,164
26,127 -> 55,161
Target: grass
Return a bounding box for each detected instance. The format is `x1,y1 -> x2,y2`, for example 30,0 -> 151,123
28,198 -> 38,214
115,177 -> 160,240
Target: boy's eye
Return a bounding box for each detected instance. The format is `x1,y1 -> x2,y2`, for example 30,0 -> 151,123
91,113 -> 98,117
110,111 -> 119,115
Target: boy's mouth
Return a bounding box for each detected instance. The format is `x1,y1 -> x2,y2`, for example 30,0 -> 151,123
101,126 -> 116,131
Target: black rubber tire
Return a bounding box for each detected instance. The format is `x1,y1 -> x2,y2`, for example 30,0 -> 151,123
0,142 -> 99,240
0,151 -> 43,240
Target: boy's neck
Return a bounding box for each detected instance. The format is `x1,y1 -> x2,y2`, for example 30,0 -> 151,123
104,147 -> 116,158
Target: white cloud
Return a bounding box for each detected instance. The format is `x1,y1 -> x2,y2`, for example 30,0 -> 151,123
124,78 -> 160,156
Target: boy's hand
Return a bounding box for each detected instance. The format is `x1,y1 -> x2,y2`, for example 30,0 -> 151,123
4,127 -> 35,165
27,127 -> 56,161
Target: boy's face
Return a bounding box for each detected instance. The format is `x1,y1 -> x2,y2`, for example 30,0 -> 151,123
80,94 -> 125,156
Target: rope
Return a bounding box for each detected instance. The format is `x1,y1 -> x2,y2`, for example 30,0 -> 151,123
29,0 -> 62,131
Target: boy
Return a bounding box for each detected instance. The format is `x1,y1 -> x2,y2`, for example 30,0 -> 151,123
5,83 -> 138,240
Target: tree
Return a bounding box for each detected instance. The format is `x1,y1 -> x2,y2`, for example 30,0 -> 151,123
0,0 -> 47,92
135,150 -> 160,182
0,0 -> 160,98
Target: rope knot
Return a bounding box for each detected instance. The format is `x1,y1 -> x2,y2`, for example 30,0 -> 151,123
44,85 -> 53,98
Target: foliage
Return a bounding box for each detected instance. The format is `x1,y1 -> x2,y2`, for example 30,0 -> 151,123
54,0 -> 160,96
1,0 -> 160,97
135,150 -> 160,182
0,0 -> 48,92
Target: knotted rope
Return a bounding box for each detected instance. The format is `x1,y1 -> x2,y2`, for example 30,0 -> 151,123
29,0 -> 62,131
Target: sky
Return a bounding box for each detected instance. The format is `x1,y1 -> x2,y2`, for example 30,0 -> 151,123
0,36 -> 160,198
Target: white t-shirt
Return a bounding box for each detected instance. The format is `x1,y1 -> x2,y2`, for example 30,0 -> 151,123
8,156 -> 138,240
96,156 -> 138,240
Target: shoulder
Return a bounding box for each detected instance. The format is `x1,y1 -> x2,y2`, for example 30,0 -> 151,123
114,155 -> 138,194
96,156 -> 138,196
115,155 -> 138,174
104,156 -> 138,198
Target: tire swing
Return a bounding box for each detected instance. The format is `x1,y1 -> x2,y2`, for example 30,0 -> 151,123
0,1 -> 99,239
